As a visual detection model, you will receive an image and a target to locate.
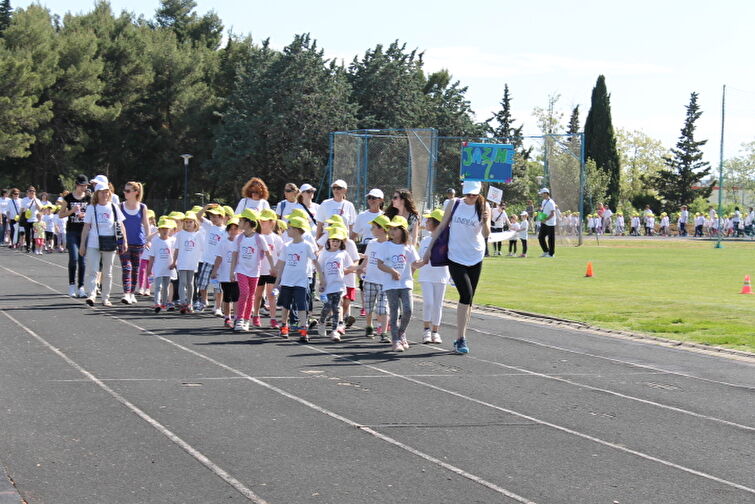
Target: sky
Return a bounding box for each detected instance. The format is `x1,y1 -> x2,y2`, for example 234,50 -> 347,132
17,0 -> 755,162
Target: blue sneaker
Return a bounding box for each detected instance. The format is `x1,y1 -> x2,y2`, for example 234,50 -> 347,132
454,338 -> 469,354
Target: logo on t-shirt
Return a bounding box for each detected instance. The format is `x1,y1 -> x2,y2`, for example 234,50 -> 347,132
287,252 -> 301,266
325,260 -> 341,274
210,232 -> 222,244
391,254 -> 406,270
184,239 -> 196,250
241,246 -> 256,259
158,247 -> 171,259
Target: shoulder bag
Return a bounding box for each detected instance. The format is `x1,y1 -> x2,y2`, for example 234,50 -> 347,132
430,199 -> 461,267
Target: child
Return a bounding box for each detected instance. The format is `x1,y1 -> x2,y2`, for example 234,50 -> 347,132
53,201 -> 68,252
317,228 -> 358,342
659,212 -> 670,236
518,211 -> 529,257
231,209 -> 274,332
377,216 -> 420,352
33,216 -> 45,254
146,218 -> 177,312
645,213 -> 655,236
252,209 -> 284,328
415,209 -> 449,343
694,213 -> 704,237
358,215 -> 391,341
173,211 -> 204,314
272,216 -> 319,341
196,204 -> 227,314
614,212 -> 625,236
507,214 -> 520,256
137,210 -> 157,296
42,205 -> 55,252
320,215 -> 360,328
211,217 -> 242,328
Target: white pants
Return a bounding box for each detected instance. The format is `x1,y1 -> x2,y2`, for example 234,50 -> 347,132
85,247 -> 116,302
420,281 -> 447,326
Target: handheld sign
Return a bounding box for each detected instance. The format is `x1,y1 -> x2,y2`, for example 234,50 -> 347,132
460,143 -> 514,183
486,186 -> 503,205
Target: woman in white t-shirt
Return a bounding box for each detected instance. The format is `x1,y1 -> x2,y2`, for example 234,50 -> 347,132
234,177 -> 272,215
422,180 -> 490,355
297,183 -> 320,229
80,183 -> 127,307
275,182 -> 306,220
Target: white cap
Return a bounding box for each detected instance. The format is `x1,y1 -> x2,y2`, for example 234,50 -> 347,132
94,182 -> 109,192
538,187 -> 550,195
91,174 -> 109,185
520,211 -> 528,216
366,188 -> 384,199
462,180 -> 482,195
300,183 -> 316,192
331,179 -> 348,189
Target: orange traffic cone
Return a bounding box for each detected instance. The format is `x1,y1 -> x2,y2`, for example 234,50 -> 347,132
740,275 -> 752,294
585,262 -> 594,277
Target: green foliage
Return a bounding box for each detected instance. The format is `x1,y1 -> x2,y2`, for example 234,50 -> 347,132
584,75 -> 621,210
616,128 -> 668,209
583,158 -> 609,213
723,141 -> 755,206
652,92 -> 712,211
0,0 -> 11,34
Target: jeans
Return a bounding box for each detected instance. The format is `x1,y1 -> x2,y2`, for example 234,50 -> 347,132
319,292 -> 342,330
679,222 -> 687,236
385,288 -> 413,342
67,229 -> 86,287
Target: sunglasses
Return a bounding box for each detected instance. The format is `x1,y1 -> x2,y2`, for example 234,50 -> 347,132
332,186 -> 345,190
392,195 -> 401,200
367,195 -> 380,200
284,188 -> 296,193
123,188 -> 134,193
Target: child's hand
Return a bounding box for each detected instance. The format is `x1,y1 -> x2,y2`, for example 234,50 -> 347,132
269,267 -> 277,277
413,259 -> 426,268
319,283 -> 326,293
169,262 -> 176,270
210,271 -> 218,279
390,269 -> 400,281
79,246 -> 86,257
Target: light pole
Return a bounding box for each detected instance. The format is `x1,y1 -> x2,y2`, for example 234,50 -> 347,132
180,154 -> 193,211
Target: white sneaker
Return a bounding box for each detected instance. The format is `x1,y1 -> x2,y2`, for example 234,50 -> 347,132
330,330 -> 341,342
422,329 -> 432,343
539,252 -> 550,258
214,308 -> 223,317
68,285 -> 77,297
233,319 -> 245,332
392,341 -> 404,352
431,332 -> 442,344
318,324 -> 327,338
400,334 -> 409,350
77,287 -> 86,298
129,293 -> 137,304
243,320 -> 251,332
121,296 -> 130,305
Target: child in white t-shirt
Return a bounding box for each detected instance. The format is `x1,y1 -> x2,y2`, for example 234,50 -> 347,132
137,210 -> 157,296
173,212 -> 204,313
358,215 -> 390,341
507,214 -> 520,256
377,216 -> 420,352
252,209 -> 284,328
317,228 -> 358,341
147,219 -> 177,312
414,210 -> 449,344
211,218 -> 242,328
518,211 -> 529,257
659,213 -> 670,236
273,217 -> 320,341
197,204 -> 226,314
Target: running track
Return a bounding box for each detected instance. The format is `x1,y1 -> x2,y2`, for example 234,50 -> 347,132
0,248 -> 753,504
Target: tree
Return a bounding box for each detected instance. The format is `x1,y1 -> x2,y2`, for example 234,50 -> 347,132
0,0 -> 11,34
584,75 -> 621,209
154,0 -> 223,50
652,92 -> 712,210
615,128 -> 668,209
723,141 -> 755,206
567,105 -> 580,136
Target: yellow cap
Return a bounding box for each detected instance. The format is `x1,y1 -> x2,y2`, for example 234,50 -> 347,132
386,215 -> 409,229
168,211 -> 185,221
226,217 -> 240,227
190,205 -> 203,213
276,219 -> 288,231
370,214 -> 390,231
288,208 -> 309,220
239,208 -> 259,222
258,209 -> 278,221
157,217 -> 176,229
183,211 -> 200,223
223,206 -> 235,218
287,216 -> 311,232
328,228 -> 348,241
422,209 -> 445,222
206,205 -> 224,216
325,214 -> 345,225
146,209 -> 156,219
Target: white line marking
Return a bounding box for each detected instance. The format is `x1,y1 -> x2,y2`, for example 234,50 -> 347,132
0,265 -> 538,504
4,259 -> 755,496
1,309 -> 270,504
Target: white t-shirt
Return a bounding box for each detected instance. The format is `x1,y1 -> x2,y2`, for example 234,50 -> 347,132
43,214 -> 55,232
541,198 -> 557,226
0,197 -> 8,216
258,233 -> 284,276
354,210 -> 383,242
279,240 -> 317,288
318,249 -> 353,295
518,219 -> 529,240
448,199 -> 488,267
234,197 -> 271,215
53,214 -> 68,233
363,240 -> 389,285
201,221 -> 226,264
5,198 -> 20,219
20,197 -> 43,223
344,238 -> 360,288
148,236 -> 176,277
316,198 -> 357,227
215,235 -> 240,283
680,210 -> 689,223
491,208 -> 507,229
174,230 -> 204,272
83,203 -> 125,249
235,232 -> 267,278
418,236 -> 449,284
380,241 -> 420,291
275,200 -> 305,219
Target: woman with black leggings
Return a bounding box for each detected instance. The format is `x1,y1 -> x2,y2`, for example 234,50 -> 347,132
422,180 -> 490,354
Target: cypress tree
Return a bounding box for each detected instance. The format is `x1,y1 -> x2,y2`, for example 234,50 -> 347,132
0,0 -> 11,34
567,105 -> 580,136
653,92 -> 711,210
584,75 -> 621,209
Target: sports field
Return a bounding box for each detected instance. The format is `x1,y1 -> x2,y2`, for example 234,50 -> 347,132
443,239 -> 755,352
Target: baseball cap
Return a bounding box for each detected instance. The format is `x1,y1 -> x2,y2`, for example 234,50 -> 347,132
93,182 -> 109,192
366,188 -> 384,199
258,209 -> 278,221
331,179 -> 348,189
423,209 -> 445,222
538,187 -> 550,195
75,174 -> 89,186
90,174 -> 109,185
239,208 -> 259,221
386,215 -> 409,229
299,183 -> 316,192
288,216 -> 311,231
462,180 -> 482,195
370,214 -> 390,230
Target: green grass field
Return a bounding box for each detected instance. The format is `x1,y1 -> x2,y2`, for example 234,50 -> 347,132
437,239 -> 755,353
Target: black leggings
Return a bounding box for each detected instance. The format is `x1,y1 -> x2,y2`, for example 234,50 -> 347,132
448,260 -> 482,305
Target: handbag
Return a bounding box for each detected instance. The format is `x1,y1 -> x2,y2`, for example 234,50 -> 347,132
430,199 -> 460,267
94,204 -> 117,252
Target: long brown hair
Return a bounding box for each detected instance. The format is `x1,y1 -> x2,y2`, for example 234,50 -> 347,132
385,188 -> 418,220
241,177 -> 269,200
125,181 -> 144,202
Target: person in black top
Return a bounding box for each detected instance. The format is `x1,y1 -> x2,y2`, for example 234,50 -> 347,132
59,174 -> 91,297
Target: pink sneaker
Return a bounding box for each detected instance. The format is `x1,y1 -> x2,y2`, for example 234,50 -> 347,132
270,319 -> 279,329
252,316 -> 262,327
360,308 -> 366,317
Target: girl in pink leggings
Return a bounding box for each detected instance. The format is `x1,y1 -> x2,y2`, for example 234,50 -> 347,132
136,211 -> 157,296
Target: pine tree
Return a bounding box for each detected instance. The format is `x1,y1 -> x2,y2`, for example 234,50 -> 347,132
567,105 -> 580,136
0,0 -> 11,34
653,92 -> 712,210
584,75 -> 621,209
